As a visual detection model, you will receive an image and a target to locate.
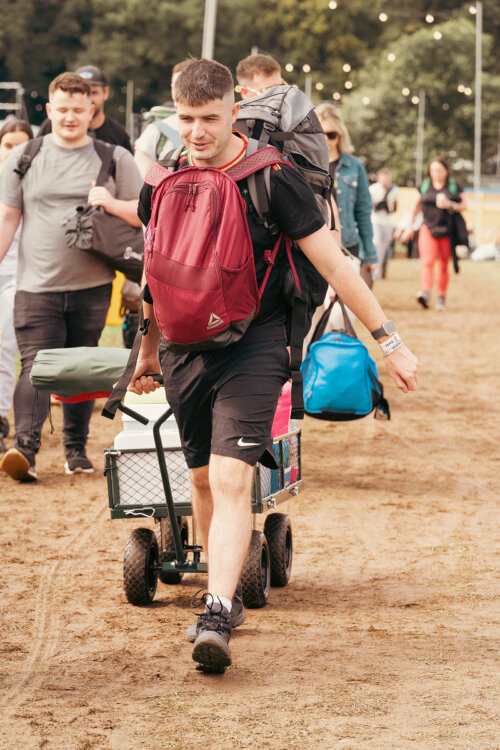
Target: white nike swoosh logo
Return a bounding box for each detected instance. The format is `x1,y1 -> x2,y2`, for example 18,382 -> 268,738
237,438 -> 260,447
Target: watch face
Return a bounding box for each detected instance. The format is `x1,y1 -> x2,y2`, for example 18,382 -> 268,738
383,320 -> 397,336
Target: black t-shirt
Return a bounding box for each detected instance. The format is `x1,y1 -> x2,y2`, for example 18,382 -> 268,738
38,116 -> 132,152
421,180 -> 463,237
138,154 -> 325,338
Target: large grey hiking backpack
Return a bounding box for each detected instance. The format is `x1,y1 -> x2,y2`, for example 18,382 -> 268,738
235,85 -> 333,419
235,84 -> 331,224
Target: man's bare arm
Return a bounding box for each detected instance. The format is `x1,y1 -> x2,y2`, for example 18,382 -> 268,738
134,149 -> 155,180
0,203 -> 22,264
87,184 -> 142,227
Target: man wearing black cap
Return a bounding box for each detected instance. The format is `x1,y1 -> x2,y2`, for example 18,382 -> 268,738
38,65 -> 132,152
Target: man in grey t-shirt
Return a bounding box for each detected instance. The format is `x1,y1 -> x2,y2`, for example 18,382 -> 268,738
0,72 -> 143,483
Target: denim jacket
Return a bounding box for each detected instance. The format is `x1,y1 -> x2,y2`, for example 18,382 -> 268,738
334,152 -> 377,264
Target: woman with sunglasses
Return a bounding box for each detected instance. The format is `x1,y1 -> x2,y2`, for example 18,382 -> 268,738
316,103 -> 377,289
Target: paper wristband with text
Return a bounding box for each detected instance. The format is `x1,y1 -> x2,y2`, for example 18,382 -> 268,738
380,333 -> 403,357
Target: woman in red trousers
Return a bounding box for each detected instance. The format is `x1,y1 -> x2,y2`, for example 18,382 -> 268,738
403,158 -> 467,311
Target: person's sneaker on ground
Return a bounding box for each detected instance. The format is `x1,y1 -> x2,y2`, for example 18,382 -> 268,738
0,415 -> 9,438
186,582 -> 245,643
64,446 -> 94,475
416,290 -> 430,309
436,295 -> 446,311
191,595 -> 232,670
0,416 -> 8,454
1,448 -> 37,482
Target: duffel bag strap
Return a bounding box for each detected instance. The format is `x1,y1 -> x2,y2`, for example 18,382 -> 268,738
102,291 -> 149,420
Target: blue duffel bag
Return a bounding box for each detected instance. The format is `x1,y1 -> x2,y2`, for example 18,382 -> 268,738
301,297 -> 390,421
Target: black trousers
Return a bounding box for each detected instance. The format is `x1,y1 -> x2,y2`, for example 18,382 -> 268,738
13,284 -> 112,454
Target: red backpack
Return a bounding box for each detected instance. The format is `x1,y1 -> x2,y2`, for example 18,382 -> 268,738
143,146 -> 293,351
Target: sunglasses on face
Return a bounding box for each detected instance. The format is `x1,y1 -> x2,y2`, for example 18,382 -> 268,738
324,131 -> 339,140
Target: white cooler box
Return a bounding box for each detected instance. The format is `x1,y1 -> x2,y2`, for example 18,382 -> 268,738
105,389 -> 192,518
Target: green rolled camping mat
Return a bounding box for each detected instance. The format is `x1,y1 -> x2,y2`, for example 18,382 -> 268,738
30,347 -> 130,401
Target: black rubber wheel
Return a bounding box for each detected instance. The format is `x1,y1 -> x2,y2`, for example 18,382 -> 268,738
241,530 -> 271,608
155,516 -> 189,585
264,513 -> 293,587
123,528 -> 159,606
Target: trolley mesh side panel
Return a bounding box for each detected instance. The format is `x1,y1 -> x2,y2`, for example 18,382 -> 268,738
254,435 -> 300,499
116,450 -> 191,507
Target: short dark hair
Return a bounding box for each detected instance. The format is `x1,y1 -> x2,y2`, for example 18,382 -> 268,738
0,119 -> 34,144
48,72 -> 92,99
174,59 -> 234,106
236,54 -> 281,81
172,59 -> 193,76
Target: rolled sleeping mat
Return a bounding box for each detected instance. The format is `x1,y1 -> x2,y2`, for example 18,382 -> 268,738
30,347 -> 130,402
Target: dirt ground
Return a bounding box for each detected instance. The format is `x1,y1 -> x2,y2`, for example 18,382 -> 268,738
0,258 -> 499,750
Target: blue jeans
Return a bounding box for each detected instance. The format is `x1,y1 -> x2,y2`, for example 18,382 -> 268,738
13,284 -> 112,456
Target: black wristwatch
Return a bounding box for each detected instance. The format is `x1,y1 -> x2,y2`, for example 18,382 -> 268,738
371,320 -> 397,340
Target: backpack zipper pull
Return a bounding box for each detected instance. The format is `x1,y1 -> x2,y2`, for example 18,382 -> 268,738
184,184 -> 199,212
184,184 -> 193,212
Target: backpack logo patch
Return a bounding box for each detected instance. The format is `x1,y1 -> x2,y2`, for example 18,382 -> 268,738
207,313 -> 224,330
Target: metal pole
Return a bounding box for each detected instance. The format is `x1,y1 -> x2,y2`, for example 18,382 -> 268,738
496,122 -> 500,178
415,89 -> 426,185
304,74 -> 312,100
125,79 -> 134,138
473,1 -> 483,244
201,0 -> 218,59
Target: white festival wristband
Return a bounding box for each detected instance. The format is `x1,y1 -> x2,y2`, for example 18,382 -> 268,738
380,333 -> 403,357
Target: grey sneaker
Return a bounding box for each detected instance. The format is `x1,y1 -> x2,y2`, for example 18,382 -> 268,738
186,582 -> 245,642
1,448 -> 37,482
416,290 -> 430,309
436,295 -> 446,311
192,598 -> 232,671
64,446 -> 94,475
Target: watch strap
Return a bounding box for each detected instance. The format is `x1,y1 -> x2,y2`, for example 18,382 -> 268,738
371,320 -> 396,340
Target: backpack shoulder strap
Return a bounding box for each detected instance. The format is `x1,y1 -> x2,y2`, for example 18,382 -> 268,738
144,145 -> 185,186
92,139 -> 116,186
14,137 -> 44,179
228,143 -> 286,237
225,145 -> 287,182
448,178 -> 457,195
420,177 -> 431,195
144,162 -> 171,187
153,120 -> 182,148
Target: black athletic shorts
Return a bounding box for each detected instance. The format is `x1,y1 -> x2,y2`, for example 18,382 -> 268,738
159,336 -> 290,470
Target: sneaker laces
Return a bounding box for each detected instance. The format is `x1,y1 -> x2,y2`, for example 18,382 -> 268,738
190,589 -> 231,635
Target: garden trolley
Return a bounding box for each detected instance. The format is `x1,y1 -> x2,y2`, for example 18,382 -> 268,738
104,388 -> 302,609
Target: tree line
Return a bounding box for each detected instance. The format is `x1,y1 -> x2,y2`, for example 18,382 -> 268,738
1,0 -> 499,184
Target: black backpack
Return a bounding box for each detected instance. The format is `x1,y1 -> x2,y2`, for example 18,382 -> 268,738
234,86 -> 334,418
